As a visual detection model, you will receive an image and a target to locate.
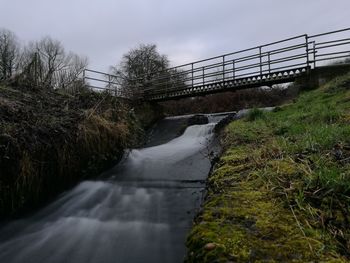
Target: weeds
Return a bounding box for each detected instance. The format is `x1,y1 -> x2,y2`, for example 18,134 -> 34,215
246,107 -> 266,121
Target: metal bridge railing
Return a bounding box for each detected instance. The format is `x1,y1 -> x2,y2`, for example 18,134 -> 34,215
81,69 -> 142,98
82,69 -> 123,95
82,27 -> 350,100
308,28 -> 350,67
144,34 -> 309,97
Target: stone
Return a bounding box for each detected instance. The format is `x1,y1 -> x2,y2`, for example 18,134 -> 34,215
214,112 -> 237,133
204,243 -> 216,251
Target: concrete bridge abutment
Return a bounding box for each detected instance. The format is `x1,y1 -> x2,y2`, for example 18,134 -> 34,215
297,64 -> 350,90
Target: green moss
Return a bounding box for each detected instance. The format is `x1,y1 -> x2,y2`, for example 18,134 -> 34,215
187,180 -> 331,262
225,119 -> 271,145
220,147 -> 250,165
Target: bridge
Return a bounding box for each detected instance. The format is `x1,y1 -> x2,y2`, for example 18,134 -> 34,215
83,28 -> 350,101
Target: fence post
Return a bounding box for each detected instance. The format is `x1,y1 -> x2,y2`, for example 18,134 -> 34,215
232,60 -> 235,79
313,41 -> 316,68
259,47 -> 263,78
82,69 -> 86,87
305,34 -> 310,69
268,52 -> 271,73
191,63 -> 194,88
222,55 -> 225,82
202,67 -> 205,86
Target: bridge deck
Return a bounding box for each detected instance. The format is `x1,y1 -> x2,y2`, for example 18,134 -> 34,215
146,67 -> 309,101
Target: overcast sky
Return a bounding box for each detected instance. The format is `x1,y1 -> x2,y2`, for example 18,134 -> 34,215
0,0 -> 349,72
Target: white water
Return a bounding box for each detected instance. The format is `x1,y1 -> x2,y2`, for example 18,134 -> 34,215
0,116 -> 222,263
115,123 -> 215,182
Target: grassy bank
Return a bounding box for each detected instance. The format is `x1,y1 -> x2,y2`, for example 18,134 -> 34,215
186,73 -> 350,262
0,85 -> 161,218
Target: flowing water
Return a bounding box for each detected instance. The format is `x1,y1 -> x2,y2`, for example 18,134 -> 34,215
0,114 -> 225,263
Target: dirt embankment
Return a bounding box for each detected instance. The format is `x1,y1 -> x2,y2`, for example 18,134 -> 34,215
0,85 -> 162,218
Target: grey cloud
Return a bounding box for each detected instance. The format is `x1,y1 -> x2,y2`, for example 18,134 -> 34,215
0,0 -> 349,71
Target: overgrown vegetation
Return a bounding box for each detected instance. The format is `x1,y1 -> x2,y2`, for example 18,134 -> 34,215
0,84 -> 161,218
186,73 -> 350,262
161,85 -> 299,116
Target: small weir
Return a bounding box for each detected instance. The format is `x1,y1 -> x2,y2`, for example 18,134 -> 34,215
0,113 -> 228,263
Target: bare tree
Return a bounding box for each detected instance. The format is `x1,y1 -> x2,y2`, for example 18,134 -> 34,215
55,53 -> 88,93
35,37 -> 68,87
17,36 -> 88,90
0,29 -> 19,81
111,44 -> 169,97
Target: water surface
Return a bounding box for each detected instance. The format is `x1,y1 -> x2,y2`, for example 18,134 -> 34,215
0,115 -> 223,263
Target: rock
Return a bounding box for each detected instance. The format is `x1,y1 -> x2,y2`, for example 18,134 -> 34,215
214,112 -> 237,133
204,243 -> 216,251
188,114 -> 209,126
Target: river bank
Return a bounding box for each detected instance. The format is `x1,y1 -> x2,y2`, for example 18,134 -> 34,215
186,73 -> 350,262
0,84 -> 162,218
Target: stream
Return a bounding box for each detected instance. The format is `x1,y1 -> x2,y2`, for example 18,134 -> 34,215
0,113 -> 227,263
